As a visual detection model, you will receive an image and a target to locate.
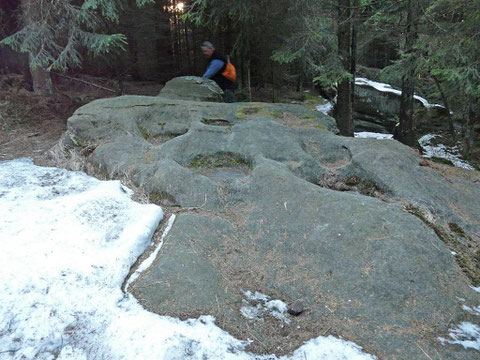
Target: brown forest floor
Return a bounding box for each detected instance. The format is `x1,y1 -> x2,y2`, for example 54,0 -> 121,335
0,73 -> 163,166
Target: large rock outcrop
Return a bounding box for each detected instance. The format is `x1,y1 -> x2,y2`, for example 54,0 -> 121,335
60,85 -> 480,360
354,78 -> 448,133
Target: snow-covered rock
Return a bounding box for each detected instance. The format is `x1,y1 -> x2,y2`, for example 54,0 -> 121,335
354,77 -> 447,132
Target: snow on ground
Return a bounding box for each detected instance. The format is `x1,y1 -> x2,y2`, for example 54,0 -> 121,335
0,158 -> 378,360
437,296 -> 480,351
355,77 -> 443,109
316,101 -> 334,115
438,323 -> 480,351
124,214 -> 176,292
240,291 -> 290,324
462,305 -> 480,316
354,132 -> 394,140
419,134 -> 475,170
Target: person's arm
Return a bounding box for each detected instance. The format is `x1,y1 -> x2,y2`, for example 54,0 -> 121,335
202,59 -> 225,79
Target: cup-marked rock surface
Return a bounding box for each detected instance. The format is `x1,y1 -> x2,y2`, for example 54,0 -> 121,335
60,91 -> 480,359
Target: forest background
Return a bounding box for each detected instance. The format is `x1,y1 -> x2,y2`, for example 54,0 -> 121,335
0,0 -> 478,164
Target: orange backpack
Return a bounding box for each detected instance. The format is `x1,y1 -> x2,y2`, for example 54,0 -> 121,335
222,61 -> 237,82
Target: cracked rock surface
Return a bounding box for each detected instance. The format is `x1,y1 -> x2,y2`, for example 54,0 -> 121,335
61,90 -> 480,359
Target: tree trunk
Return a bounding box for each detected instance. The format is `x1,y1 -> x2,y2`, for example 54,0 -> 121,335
240,53 -> 246,88
184,22 -> 192,73
463,101 -> 478,160
271,63 -> 276,103
396,0 -> 419,146
336,0 -> 354,136
432,74 -> 455,141
29,58 -> 53,95
21,0 -> 53,94
171,1 -> 181,73
120,0 -> 173,81
191,27 -> 200,75
247,60 -> 252,102
350,0 -> 358,107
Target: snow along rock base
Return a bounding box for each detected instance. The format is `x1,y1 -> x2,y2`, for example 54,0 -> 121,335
57,79 -> 480,359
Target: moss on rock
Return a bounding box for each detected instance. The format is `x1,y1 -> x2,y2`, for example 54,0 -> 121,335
189,152 -> 251,169
406,205 -> 480,286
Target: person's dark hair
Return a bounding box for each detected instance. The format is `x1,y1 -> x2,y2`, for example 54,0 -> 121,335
201,41 -> 214,49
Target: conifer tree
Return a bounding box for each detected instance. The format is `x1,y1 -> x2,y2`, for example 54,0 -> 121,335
336,0 -> 354,136
0,0 -> 153,94
396,0 -> 420,146
424,0 -> 480,159
271,0 -> 356,135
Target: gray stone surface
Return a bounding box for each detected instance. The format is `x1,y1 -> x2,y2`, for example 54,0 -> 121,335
158,76 -> 224,102
60,89 -> 480,359
354,119 -> 390,134
353,81 -> 448,132
354,83 -> 403,131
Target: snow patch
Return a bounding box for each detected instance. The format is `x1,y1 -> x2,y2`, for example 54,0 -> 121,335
438,322 -> 480,351
125,214 -> 177,291
316,101 -> 334,115
288,336 -> 377,360
354,132 -> 394,140
462,304 -> 480,316
240,291 -> 291,324
463,305 -> 480,316
355,77 -> 443,109
419,134 -> 475,170
0,158 -> 163,359
471,286 -> 480,293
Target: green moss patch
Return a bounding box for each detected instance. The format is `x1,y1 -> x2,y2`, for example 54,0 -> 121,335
189,152 -> 252,169
316,173 -> 388,200
406,205 -> 480,286
351,178 -> 382,197
70,136 -> 86,147
448,222 -> 467,237
270,111 -> 284,119
299,93 -> 319,102
300,114 -> 317,120
138,124 -> 151,140
149,191 -> 177,206
430,157 -> 454,166
236,106 -> 263,119
236,105 -> 284,120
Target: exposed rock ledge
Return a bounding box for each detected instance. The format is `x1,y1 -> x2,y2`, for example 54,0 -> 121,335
59,77 -> 480,359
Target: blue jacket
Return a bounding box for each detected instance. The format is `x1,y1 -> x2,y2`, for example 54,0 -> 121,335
202,50 -> 234,90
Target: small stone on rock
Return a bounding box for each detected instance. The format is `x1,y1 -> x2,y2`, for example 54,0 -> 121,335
287,301 -> 304,316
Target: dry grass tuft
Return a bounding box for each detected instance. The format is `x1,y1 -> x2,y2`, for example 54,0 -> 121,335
45,142 -> 87,172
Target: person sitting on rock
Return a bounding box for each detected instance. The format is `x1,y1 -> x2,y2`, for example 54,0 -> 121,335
201,41 -> 236,102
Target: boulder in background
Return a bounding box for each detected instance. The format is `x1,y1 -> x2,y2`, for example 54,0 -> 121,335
158,76 -> 224,102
